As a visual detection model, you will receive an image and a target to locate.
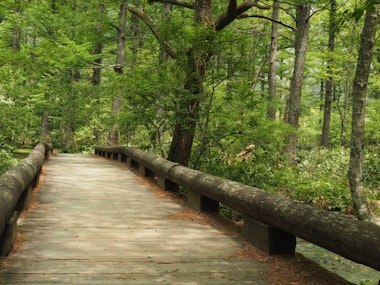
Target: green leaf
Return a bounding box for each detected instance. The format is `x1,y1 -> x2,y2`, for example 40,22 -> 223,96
352,9 -> 364,22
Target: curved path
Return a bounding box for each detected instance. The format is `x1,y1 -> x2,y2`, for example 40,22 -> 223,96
0,154 -> 268,284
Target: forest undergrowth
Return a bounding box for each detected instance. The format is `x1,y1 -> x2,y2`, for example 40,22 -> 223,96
194,144 -> 380,219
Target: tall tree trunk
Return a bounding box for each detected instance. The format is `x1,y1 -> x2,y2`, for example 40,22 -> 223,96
159,3 -> 172,61
167,0 -> 212,166
348,4 -> 378,223
12,1 -> 22,53
40,111 -> 49,143
267,0 -> 279,120
91,1 -> 104,143
92,1 -> 104,87
321,0 -> 336,148
339,67 -> 351,146
130,1 -> 141,68
109,1 -> 127,146
284,4 -> 311,158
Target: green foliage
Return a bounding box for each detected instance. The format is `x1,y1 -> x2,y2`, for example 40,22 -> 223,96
282,148 -> 352,212
0,149 -> 17,175
364,148 -> 380,191
200,144 -> 353,213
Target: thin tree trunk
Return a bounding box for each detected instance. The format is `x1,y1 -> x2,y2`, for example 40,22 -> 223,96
285,4 -> 311,158
92,2 -> 104,86
130,3 -> 141,68
159,3 -> 172,61
114,1 -> 127,75
339,67 -> 351,146
321,0 -> 336,148
41,111 -> 49,143
267,0 -> 279,120
12,1 -> 22,53
348,4 -> 378,223
109,1 -> 127,146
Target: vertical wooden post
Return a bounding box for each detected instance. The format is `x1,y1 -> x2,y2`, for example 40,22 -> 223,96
242,215 -> 296,255
187,191 -> 219,213
157,177 -> 178,192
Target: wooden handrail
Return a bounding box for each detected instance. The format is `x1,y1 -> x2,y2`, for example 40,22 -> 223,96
0,143 -> 52,255
95,145 -> 380,272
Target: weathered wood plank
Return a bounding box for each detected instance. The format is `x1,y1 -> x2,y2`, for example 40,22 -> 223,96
0,154 -> 269,284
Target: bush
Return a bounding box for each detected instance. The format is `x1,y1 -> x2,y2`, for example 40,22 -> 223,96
280,148 -> 352,212
0,149 -> 18,175
205,146 -> 354,213
364,149 -> 380,191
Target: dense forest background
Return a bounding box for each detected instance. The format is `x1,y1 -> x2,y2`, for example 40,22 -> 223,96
0,0 -> 379,220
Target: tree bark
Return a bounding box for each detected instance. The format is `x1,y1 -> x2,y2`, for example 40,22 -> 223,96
109,1 -> 127,146
348,3 -> 378,223
92,2 -> 104,86
40,111 -> 49,143
267,0 -> 279,120
159,3 -> 172,61
130,1 -> 141,68
285,4 -> 311,158
12,2 -> 22,53
167,0 -> 212,166
321,0 -> 336,148
114,1 -> 127,74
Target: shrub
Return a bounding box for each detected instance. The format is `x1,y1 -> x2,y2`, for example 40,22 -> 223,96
280,148 -> 352,212
0,149 -> 18,175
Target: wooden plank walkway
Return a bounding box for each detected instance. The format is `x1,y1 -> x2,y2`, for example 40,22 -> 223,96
0,154 -> 268,284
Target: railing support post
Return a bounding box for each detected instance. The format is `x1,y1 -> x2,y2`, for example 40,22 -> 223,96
157,177 -> 178,191
127,158 -> 139,168
187,191 -> 219,213
139,165 -> 154,177
118,154 -> 127,163
15,185 -> 33,211
242,215 -> 296,255
0,211 -> 20,256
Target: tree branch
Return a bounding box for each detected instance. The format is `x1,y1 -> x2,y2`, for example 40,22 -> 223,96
148,0 -> 195,9
126,4 -> 177,59
238,13 -> 297,31
215,0 -> 270,31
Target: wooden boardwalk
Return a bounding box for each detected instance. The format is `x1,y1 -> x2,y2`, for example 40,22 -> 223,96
0,154 -> 268,284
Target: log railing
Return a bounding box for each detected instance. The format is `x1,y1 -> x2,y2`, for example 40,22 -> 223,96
95,145 -> 380,272
0,143 -> 52,255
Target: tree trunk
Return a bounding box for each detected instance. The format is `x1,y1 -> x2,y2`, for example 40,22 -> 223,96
12,2 -> 22,53
109,1 -> 127,146
130,1 -> 141,68
267,0 -> 279,120
284,4 -> 311,158
167,0 -> 212,166
167,48 -> 206,166
109,94 -> 122,146
40,111 -> 49,143
348,4 -> 378,223
159,3 -> 172,61
339,67 -> 351,146
321,0 -> 336,148
92,2 -> 104,86
114,1 -> 127,75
